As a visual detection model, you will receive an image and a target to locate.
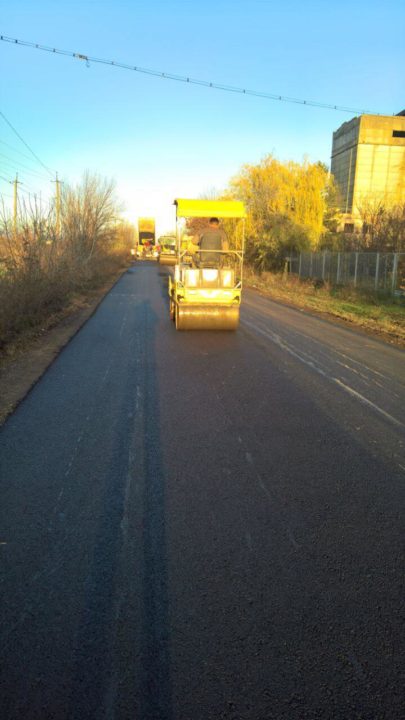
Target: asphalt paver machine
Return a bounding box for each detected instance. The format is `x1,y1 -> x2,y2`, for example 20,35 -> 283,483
169,198 -> 246,330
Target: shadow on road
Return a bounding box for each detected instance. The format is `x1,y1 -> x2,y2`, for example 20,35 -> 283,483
139,299 -> 172,720
68,297 -> 172,720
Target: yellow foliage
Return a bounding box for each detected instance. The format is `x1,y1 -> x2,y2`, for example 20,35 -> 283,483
229,155 -> 331,247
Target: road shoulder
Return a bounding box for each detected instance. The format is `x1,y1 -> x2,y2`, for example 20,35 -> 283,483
0,269 -> 128,426
245,282 -> 405,350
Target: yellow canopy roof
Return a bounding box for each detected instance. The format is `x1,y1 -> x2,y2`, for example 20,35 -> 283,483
174,198 -> 246,219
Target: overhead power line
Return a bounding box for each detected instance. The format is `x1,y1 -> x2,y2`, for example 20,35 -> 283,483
0,173 -> 52,207
0,34 -> 381,116
0,106 -> 55,176
0,137 -> 47,166
0,151 -> 51,181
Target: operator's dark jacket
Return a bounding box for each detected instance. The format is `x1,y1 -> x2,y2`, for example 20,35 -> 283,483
198,228 -> 227,265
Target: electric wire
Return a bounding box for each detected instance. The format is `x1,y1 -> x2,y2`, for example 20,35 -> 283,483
0,168 -> 47,192
0,137 -> 48,166
19,181 -> 37,194
0,142 -> 58,205
0,105 -> 55,176
20,189 -> 53,206
18,185 -> 33,196
0,164 -> 50,185
0,34 -> 382,116
0,174 -> 52,207
0,152 -> 51,181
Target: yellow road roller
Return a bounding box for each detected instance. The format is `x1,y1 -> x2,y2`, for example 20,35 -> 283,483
158,235 -> 177,266
168,198 -> 246,330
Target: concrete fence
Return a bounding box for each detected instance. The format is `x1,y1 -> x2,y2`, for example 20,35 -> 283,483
290,252 -> 405,294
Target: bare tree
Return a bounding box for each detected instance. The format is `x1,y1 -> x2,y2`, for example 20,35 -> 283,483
0,172 -> 127,351
61,172 -> 120,263
357,199 -> 405,251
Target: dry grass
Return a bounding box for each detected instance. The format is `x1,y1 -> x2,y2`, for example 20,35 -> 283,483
0,253 -> 127,360
0,174 -> 133,357
0,265 -> 125,369
244,267 -> 405,346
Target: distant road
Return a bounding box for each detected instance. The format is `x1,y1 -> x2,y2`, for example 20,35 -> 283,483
1,262 -> 404,720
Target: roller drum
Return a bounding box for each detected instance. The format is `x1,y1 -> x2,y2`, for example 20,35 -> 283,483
159,254 -> 177,266
175,303 -> 239,331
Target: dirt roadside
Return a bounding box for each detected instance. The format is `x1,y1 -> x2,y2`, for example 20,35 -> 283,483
0,268 -> 128,426
244,276 -> 405,350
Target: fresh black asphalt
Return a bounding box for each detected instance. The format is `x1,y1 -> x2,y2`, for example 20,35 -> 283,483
1,262 -> 404,719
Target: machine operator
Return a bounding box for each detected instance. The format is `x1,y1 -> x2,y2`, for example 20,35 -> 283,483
197,217 -> 229,265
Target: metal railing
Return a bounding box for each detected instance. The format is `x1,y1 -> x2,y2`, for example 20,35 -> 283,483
290,251 -> 405,294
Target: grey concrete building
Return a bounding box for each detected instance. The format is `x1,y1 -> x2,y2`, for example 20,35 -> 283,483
331,112 -> 405,230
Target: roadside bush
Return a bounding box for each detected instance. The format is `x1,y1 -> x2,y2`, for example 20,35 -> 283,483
0,174 -> 133,352
244,214 -> 310,271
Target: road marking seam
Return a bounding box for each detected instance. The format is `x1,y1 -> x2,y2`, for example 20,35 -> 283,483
333,379 -> 404,429
242,318 -> 404,429
335,360 -> 370,384
119,312 -> 128,338
243,318 -> 328,377
102,361 -> 112,383
244,300 -> 401,384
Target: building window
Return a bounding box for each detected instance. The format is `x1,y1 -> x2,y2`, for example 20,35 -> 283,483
392,130 -> 405,138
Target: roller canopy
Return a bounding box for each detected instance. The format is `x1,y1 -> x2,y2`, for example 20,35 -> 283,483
174,198 -> 246,219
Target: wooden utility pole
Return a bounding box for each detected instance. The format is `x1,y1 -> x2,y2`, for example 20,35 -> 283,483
11,173 -> 21,236
52,173 -> 62,235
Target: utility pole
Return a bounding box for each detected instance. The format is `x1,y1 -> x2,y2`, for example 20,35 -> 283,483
11,173 -> 21,236
52,172 -> 62,236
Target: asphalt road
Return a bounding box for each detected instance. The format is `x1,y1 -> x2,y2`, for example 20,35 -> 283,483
1,262 -> 404,720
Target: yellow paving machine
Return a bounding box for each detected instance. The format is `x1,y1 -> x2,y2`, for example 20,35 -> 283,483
168,198 -> 246,330
137,217 -> 156,259
158,235 -> 177,266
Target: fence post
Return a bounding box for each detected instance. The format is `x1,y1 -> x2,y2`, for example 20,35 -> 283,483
354,252 -> 359,287
336,252 -> 341,284
322,251 -> 326,281
298,252 -> 302,278
374,252 -> 380,291
391,253 -> 399,294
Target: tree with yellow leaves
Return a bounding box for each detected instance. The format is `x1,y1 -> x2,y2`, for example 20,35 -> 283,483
227,155 -> 337,270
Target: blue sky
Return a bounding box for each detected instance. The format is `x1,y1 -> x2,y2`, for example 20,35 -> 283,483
1,0 -> 404,232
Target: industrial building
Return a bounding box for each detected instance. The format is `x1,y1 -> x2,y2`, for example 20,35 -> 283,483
331,112 -> 405,230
